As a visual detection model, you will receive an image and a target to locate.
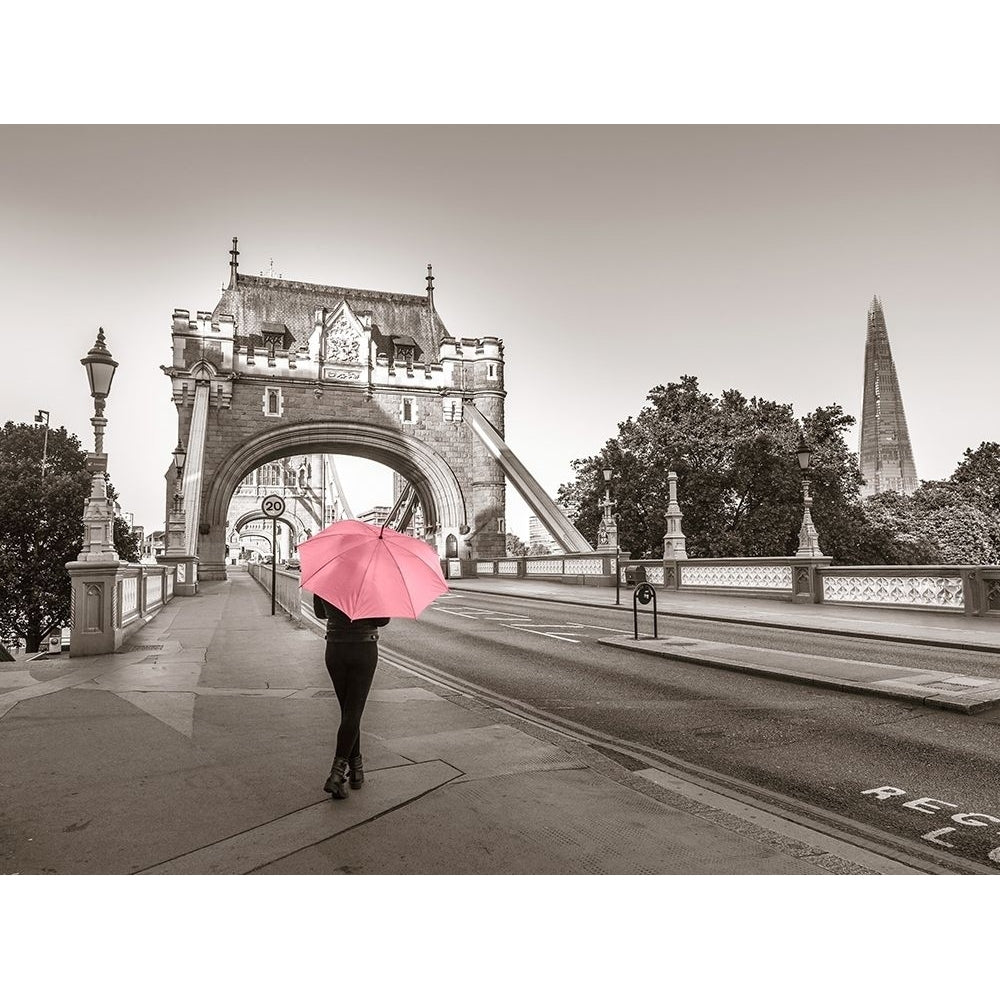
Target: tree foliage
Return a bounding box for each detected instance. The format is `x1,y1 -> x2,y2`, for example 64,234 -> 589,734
0,421 -> 139,652
557,376 -> 895,562
505,533 -> 528,557
557,377 -> 1000,567
862,445 -> 1000,565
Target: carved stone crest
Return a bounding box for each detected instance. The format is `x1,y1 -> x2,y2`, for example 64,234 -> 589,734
324,315 -> 361,365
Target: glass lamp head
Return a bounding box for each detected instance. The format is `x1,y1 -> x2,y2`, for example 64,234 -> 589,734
796,433 -> 813,472
81,327 -> 118,399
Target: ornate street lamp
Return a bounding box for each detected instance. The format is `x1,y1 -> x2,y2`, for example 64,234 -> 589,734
172,440 -> 186,512
81,328 -> 119,454
34,409 -> 50,476
601,467 -> 621,605
794,432 -> 824,557
77,328 -> 120,561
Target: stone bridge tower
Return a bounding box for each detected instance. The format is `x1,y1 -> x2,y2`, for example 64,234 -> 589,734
163,243 -> 514,581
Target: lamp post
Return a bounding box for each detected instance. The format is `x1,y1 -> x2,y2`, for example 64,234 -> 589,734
34,410 -> 50,476
602,468 -> 621,606
78,328 -> 120,561
794,432 -> 824,557
172,440 -> 186,513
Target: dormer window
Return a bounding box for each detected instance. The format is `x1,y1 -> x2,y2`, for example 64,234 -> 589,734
391,335 -> 418,370
260,322 -> 293,361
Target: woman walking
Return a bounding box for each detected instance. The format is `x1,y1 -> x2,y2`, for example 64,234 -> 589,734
313,593 -> 390,800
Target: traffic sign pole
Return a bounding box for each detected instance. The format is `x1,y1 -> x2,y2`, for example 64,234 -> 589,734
271,518 -> 277,615
261,494 -> 287,617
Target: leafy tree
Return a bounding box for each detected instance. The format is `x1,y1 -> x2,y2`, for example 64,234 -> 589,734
505,533 -> 528,557
864,478 -> 1000,566
0,421 -> 139,652
527,542 -> 552,556
950,442 -> 1000,518
557,376 -> 895,563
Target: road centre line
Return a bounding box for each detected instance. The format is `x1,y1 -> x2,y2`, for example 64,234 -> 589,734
431,603 -> 625,642
498,623 -> 580,643
566,620 -> 632,634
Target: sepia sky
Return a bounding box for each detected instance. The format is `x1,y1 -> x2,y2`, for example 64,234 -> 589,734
1,125 -> 997,538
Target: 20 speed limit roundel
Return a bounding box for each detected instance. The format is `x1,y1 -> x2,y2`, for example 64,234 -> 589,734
261,494 -> 286,519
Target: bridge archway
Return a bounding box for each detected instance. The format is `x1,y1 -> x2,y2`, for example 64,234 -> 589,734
230,510 -> 307,564
200,420 -> 469,579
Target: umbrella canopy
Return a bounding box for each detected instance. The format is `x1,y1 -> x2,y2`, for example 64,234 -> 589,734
298,520 -> 449,620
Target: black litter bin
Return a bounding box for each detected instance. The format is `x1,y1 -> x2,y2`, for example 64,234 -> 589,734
624,565 -> 647,585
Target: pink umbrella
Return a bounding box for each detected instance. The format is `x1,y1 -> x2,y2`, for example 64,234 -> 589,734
298,520 -> 449,620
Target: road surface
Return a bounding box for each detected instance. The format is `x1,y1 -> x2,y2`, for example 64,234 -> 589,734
381,591 -> 1000,872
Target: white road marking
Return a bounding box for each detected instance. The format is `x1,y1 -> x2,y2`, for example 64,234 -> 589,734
861,785 -> 1000,865
566,620 -> 632,634
498,624 -> 580,643
430,604 -> 629,644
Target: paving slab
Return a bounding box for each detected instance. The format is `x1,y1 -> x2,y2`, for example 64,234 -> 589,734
597,635 -> 1000,713
254,768 -> 828,875
141,760 -> 463,875
0,572 -> 930,875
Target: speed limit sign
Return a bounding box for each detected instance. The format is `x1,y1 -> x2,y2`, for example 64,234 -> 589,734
262,494 -> 286,519
262,494 -> 286,617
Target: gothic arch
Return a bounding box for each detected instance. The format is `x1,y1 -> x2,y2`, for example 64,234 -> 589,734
233,509 -> 308,542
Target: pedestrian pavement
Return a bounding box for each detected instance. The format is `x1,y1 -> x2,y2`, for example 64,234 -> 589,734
448,577 -> 1000,653
0,570 -> 924,875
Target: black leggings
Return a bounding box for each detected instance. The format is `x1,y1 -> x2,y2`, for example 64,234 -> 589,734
324,641 -> 379,760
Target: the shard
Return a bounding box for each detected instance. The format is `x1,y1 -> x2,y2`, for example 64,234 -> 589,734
859,296 -> 919,496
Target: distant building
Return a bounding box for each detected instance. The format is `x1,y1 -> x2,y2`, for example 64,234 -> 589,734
357,502 -> 424,537
859,296 -> 919,496
142,530 -> 165,563
357,506 -> 392,526
528,514 -> 565,554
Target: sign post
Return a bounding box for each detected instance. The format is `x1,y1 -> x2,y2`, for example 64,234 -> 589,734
262,493 -> 286,616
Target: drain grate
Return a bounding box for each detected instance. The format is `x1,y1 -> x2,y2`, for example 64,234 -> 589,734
119,644 -> 164,653
311,690 -> 338,698
924,680 -> 975,692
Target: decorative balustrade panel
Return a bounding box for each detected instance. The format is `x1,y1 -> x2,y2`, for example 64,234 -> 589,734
619,563 -> 665,585
498,560 -> 520,576
476,561 -> 496,575
120,576 -> 139,622
985,577 -> 1000,614
527,559 -> 565,575
681,564 -> 793,590
165,570 -> 175,599
564,558 -> 604,575
823,574 -> 965,609
145,573 -> 163,609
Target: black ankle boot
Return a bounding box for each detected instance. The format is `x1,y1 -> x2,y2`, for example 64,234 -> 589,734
324,757 -> 350,799
349,754 -> 364,789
